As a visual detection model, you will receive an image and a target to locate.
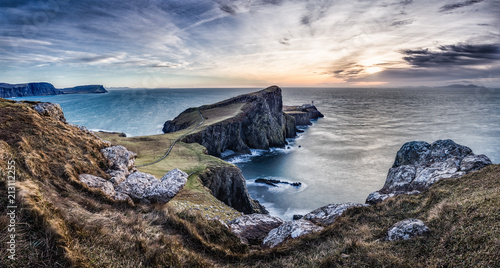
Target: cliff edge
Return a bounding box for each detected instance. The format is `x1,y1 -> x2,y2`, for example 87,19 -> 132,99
163,86 -> 322,156
0,82 -> 108,98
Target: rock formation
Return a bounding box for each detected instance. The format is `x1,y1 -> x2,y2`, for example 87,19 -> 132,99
303,203 -> 365,226
163,86 -> 323,156
386,219 -> 430,241
228,214 -> 284,245
283,104 -> 324,126
262,219 -> 324,248
198,165 -> 267,214
366,139 -> 492,204
0,82 -> 107,98
32,102 -> 66,122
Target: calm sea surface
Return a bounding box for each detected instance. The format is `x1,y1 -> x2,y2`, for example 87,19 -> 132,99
15,87 -> 500,220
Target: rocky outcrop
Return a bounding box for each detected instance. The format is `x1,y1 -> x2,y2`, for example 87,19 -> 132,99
229,214 -> 284,245
262,219 -> 324,248
32,102 -> 66,122
0,82 -> 107,98
303,203 -> 364,226
163,86 -> 322,156
79,174 -> 132,202
101,145 -> 137,177
198,165 -> 267,214
60,85 -> 107,94
366,139 -> 492,204
386,219 -> 430,241
115,169 -> 187,204
0,82 -> 61,98
283,104 -> 324,126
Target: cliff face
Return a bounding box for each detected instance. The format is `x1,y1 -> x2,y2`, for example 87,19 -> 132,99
163,86 -> 290,156
198,165 -> 267,214
283,104 -> 324,126
0,82 -> 61,98
0,82 -> 108,98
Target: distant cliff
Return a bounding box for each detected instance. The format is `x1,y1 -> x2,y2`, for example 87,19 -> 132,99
163,86 -> 323,156
0,82 -> 107,98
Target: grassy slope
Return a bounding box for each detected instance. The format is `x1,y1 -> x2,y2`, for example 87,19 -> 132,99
1,98 -> 498,267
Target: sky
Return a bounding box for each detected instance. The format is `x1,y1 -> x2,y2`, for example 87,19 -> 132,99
0,0 -> 499,88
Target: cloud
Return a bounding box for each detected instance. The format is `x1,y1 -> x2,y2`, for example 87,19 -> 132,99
439,0 -> 484,12
402,44 -> 500,67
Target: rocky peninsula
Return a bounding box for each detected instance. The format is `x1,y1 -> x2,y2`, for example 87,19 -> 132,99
162,85 -> 323,156
0,82 -> 107,98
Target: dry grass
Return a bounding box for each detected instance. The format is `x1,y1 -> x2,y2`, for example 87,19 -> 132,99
1,98 -> 499,267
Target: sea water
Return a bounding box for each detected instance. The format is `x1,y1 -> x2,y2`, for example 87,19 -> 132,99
14,87 -> 500,220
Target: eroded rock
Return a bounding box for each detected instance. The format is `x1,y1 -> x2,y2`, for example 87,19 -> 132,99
79,174 -> 115,197
262,219 -> 323,248
229,214 -> 284,245
33,102 -> 66,122
386,219 -> 430,241
101,145 -> 136,172
367,140 -> 492,204
303,203 -> 365,226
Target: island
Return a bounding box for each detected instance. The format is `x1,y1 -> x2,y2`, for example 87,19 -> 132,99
0,82 -> 107,98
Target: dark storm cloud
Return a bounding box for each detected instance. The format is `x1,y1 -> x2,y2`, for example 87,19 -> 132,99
439,0 -> 484,12
402,44 -> 500,67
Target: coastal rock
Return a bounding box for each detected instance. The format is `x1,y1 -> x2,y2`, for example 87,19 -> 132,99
366,140 -> 492,204
101,145 -> 137,173
0,82 -> 61,98
386,219 -> 430,241
108,169 -> 128,185
79,174 -> 115,197
164,86 -> 288,156
33,102 -> 66,122
198,165 -> 267,214
228,214 -> 284,245
60,85 -> 107,94
262,219 -> 324,248
113,191 -> 133,202
303,203 -> 364,226
283,104 -> 324,126
283,113 -> 297,138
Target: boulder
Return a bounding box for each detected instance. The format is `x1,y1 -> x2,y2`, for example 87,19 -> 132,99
101,145 -> 137,172
115,172 -> 157,202
79,174 -> 115,198
262,219 -> 323,248
229,214 -> 284,245
108,169 -> 128,185
303,203 -> 364,226
33,102 -> 66,122
115,170 -> 187,204
386,219 -> 430,241
366,140 -> 492,204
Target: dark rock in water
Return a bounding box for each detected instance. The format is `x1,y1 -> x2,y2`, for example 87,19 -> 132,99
292,214 -> 303,220
0,82 -> 61,98
229,214 -> 284,245
366,139 -> 492,205
0,82 -> 107,98
198,165 -> 268,214
386,219 -> 430,241
255,178 -> 302,187
303,203 -> 365,226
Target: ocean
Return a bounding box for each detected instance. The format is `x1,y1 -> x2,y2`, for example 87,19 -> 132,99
14,87 -> 500,220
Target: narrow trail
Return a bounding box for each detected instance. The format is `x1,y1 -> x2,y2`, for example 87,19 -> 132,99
137,108 -> 205,168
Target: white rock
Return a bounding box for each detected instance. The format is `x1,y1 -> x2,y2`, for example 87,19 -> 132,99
115,172 -> 157,201
79,174 -> 115,197
101,145 -> 136,172
229,214 -> 284,245
386,219 -> 430,241
262,219 -> 323,248
303,203 -> 364,226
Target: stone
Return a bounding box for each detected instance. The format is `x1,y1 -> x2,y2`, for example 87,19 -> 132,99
262,219 -> 324,248
366,140 -> 492,204
108,169 -> 128,185
386,219 -> 430,241
101,145 -> 136,172
303,203 -> 365,226
115,171 -> 157,201
113,191 -> 133,202
79,174 -> 115,197
229,214 -> 284,245
33,102 -> 66,122
292,214 -> 303,220
145,169 -> 188,203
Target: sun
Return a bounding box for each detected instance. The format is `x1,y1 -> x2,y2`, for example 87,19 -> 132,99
365,67 -> 384,74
